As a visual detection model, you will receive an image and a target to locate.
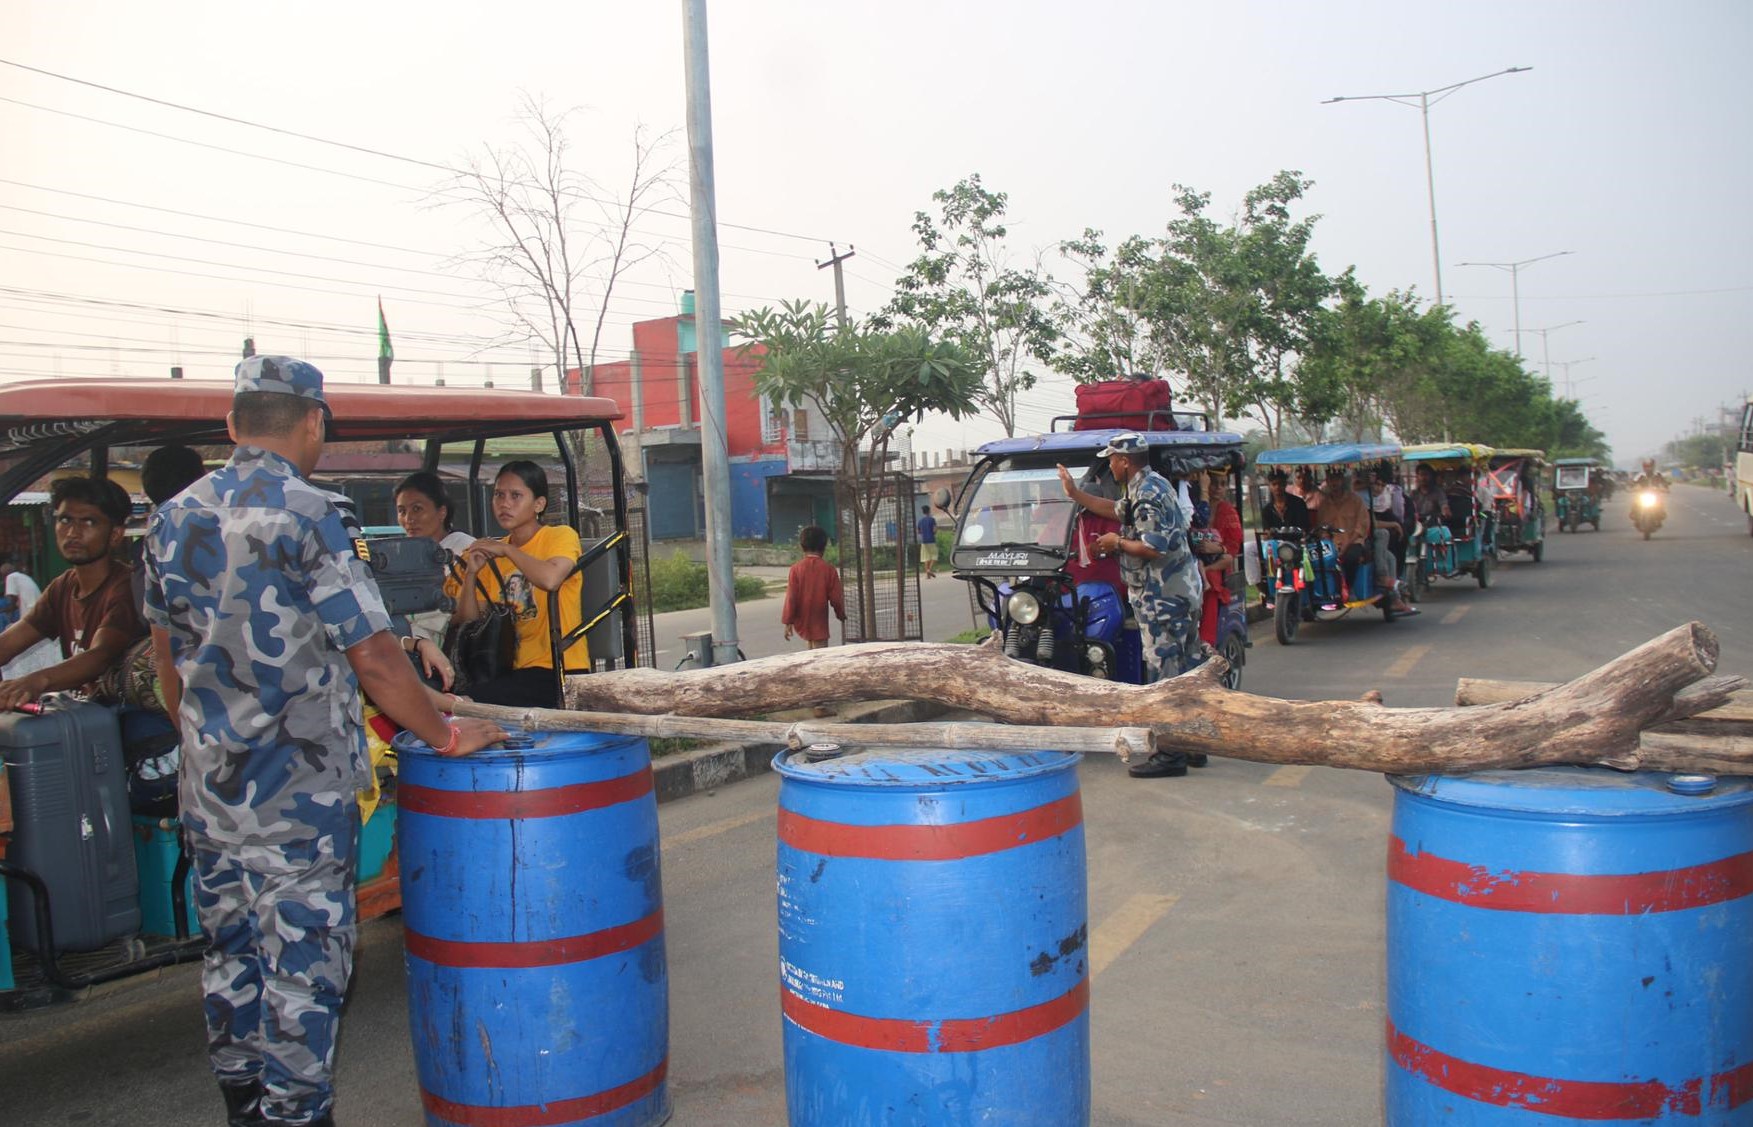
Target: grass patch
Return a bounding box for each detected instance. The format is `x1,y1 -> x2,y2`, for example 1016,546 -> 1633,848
945,627 -> 995,645
650,737 -> 704,758
646,551 -> 769,613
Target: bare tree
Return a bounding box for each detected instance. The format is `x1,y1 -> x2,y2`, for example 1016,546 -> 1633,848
443,94 -> 680,391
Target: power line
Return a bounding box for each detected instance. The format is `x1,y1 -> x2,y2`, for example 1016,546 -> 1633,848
0,57 -> 843,247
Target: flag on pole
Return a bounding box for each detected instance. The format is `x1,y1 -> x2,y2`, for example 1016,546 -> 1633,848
376,297 -> 394,384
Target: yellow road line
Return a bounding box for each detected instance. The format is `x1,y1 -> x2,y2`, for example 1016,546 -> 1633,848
1263,765 -> 1313,788
1384,643 -> 1433,680
1441,606 -> 1470,625
1089,892 -> 1180,979
661,808 -> 773,849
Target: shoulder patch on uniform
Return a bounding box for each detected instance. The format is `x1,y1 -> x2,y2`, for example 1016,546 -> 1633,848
353,538 -> 372,563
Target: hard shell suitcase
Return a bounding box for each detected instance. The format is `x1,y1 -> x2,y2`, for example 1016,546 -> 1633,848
361,535 -> 454,617
0,697 -> 140,953
1072,378 -> 1176,431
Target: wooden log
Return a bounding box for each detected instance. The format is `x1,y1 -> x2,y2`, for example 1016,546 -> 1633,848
1457,677 -> 1753,737
445,700 -> 1158,763
550,622 -> 1746,775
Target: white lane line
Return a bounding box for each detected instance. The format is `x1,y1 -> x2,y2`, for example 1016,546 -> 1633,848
1263,765 -> 1313,788
1441,606 -> 1470,625
1384,643 -> 1433,679
1089,892 -> 1181,979
660,808 -> 773,849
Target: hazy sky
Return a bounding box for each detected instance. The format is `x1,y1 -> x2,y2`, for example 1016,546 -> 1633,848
7,1 -> 1751,463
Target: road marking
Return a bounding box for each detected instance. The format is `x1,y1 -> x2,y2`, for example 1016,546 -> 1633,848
1089,892 -> 1180,979
1384,643 -> 1433,680
1441,606 -> 1470,625
1263,765 -> 1313,788
661,808 -> 772,849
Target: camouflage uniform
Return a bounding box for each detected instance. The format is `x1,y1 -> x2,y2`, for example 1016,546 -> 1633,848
144,357 -> 390,1126
1117,466 -> 1199,683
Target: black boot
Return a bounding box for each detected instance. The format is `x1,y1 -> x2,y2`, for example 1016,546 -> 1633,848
1186,753 -> 1210,768
218,1077 -> 265,1127
1128,751 -> 1189,778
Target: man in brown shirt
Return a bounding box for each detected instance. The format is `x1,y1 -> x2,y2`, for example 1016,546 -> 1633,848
1313,468 -> 1373,600
0,476 -> 145,709
781,525 -> 845,649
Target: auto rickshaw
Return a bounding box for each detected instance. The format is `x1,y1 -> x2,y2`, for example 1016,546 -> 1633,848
0,376 -> 646,1010
1553,457 -> 1604,532
1254,442 -> 1405,645
1486,449 -> 1546,562
1401,443 -> 1499,593
946,419 -> 1250,687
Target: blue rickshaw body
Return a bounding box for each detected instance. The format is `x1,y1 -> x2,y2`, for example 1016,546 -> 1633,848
1402,443 -> 1499,589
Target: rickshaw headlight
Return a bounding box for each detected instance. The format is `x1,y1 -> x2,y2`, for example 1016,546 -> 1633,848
1639,491 -> 1659,508
1084,644 -> 1110,678
1276,542 -> 1299,564
1007,590 -> 1043,626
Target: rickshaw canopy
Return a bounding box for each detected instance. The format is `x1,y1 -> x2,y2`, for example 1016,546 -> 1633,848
1553,456 -> 1599,467
1490,448 -> 1547,465
976,427 -> 1245,476
1255,442 -> 1401,466
1401,442 -> 1495,467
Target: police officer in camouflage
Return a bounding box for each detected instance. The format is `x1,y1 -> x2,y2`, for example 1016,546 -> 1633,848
145,357 -> 505,1126
1058,432 -> 1206,778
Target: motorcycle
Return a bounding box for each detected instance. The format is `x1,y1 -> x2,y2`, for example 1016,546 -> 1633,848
1631,486 -> 1666,540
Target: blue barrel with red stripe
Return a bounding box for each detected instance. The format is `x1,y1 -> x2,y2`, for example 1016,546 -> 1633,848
1387,768 -> 1753,1124
395,730 -> 670,1127
775,746 -> 1090,1126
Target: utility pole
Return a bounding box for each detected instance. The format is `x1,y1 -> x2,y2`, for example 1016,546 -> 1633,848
1527,321 -> 1583,383
682,0 -> 739,667
1456,252 -> 1572,357
816,243 -> 856,328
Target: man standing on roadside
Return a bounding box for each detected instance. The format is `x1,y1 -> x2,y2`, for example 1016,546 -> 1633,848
916,504 -> 940,578
145,356 -> 505,1127
1058,433 -> 1205,779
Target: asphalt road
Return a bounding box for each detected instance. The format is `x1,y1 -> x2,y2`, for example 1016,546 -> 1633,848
2,485 -> 1748,1126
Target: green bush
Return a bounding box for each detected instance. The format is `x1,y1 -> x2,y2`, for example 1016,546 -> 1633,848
645,551 -> 767,613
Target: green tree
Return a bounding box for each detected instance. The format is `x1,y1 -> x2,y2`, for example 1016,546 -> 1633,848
1049,230 -> 1167,383
879,175 -> 1061,436
1662,432 -> 1723,469
731,300 -> 979,624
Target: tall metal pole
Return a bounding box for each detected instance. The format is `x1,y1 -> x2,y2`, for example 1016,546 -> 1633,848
1324,67 -> 1531,309
1457,251 -> 1572,359
1418,94 -> 1443,307
683,0 -> 739,666
1528,321 -> 1584,383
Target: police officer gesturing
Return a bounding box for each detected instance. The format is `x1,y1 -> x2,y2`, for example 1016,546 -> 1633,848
145,357 -> 505,1127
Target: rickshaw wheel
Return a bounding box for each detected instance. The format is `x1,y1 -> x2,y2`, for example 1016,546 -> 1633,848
1219,634 -> 1245,690
1274,594 -> 1300,645
1476,554 -> 1493,588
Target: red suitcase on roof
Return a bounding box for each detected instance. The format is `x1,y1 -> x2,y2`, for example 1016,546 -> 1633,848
1073,378 -> 1176,430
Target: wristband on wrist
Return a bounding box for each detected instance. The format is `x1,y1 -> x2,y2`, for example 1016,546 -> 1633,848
437,721 -> 459,755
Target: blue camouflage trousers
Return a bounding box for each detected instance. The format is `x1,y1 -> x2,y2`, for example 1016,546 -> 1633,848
1132,591 -> 1196,684
189,820 -> 357,1125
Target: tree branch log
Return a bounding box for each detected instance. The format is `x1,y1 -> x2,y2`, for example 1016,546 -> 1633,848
553,622 -> 1746,775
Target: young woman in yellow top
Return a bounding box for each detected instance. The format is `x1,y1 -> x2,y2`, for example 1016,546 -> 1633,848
452,460 -> 586,708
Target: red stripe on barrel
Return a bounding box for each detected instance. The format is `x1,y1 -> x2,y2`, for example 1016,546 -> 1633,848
420,1056 -> 667,1126
1388,1019 -> 1753,1117
399,768 -> 653,820
1388,835 -> 1753,915
782,977 -> 1088,1054
406,908 -> 663,969
778,792 -> 1083,861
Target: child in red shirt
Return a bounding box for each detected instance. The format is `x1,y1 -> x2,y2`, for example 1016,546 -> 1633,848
781,525 -> 845,649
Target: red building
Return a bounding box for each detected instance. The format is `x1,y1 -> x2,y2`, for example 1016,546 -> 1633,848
570,292 -> 835,541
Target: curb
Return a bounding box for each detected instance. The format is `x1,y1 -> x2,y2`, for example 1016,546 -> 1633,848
651,699 -> 947,805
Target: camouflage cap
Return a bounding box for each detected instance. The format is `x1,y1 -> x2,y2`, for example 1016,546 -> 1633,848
1097,431 -> 1148,458
234,355 -> 331,418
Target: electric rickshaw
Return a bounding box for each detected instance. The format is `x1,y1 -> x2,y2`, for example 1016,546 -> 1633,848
1553,457 -> 1604,532
1486,448 -> 1546,562
947,418 -> 1250,688
1254,442 -> 1404,646
0,377 -> 646,1010
1401,443 -> 1499,593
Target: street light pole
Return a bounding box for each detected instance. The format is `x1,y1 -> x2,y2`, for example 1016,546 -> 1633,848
1552,356 -> 1597,399
1527,320 -> 1584,383
1324,66 -> 1531,308
1457,251 -> 1573,357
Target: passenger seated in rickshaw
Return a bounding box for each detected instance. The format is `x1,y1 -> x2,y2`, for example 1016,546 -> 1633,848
1189,502 -> 1235,648
1315,469 -> 1372,601
1411,465 -> 1453,546
1261,470 -> 1310,532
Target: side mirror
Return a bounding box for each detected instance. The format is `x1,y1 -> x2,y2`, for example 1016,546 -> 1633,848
930,487 -> 952,511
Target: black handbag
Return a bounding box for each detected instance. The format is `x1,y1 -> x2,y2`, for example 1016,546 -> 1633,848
446,557 -> 517,696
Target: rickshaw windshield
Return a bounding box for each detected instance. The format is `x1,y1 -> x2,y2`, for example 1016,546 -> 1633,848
957,466 -> 1077,549
1555,465 -> 1590,490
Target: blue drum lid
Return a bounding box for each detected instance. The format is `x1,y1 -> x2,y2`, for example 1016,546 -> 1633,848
1390,765 -> 1753,817
773,747 -> 1079,787
392,726 -> 631,762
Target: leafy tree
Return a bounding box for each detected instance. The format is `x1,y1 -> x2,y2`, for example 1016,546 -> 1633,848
731,300 -> 979,625
1663,432 -> 1727,469
879,175 -> 1061,436
1049,230 -> 1167,382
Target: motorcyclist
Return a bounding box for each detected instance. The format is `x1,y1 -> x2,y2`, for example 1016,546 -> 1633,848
1633,458 -> 1669,491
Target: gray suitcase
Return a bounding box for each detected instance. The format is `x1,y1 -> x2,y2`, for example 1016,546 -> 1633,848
1,697 -> 140,953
